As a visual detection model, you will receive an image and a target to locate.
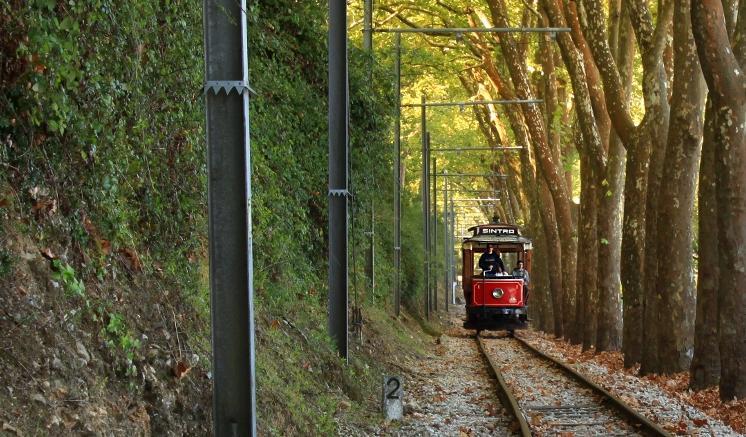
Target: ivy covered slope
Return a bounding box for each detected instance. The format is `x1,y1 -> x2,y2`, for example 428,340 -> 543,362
1,0 -> 432,435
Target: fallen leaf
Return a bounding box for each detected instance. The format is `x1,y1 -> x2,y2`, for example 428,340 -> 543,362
119,248 -> 142,271
40,247 -> 56,260
692,418 -> 708,427
82,215 -> 97,236
2,421 -> 22,435
31,198 -> 56,218
99,239 -> 111,255
173,361 -> 191,379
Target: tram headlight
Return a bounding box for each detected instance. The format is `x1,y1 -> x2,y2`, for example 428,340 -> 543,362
492,288 -> 504,299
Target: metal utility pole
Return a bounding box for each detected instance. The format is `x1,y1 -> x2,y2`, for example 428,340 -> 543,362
203,0 -> 256,433
393,33 -> 401,317
450,197 -> 456,305
443,175 -> 449,312
363,0 -> 373,51
432,157 -> 437,312
421,95 -> 430,319
328,0 -> 349,360
366,200 -> 375,299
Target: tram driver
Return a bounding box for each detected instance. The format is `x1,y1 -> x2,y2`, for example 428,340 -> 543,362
483,264 -> 498,277
478,244 -> 505,274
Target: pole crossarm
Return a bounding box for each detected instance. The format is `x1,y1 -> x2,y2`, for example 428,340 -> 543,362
437,189 -> 499,193
433,172 -> 508,177
402,99 -> 541,107
371,27 -> 571,35
451,198 -> 502,201
431,146 -> 523,152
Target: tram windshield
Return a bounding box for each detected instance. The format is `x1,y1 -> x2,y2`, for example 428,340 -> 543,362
472,244 -> 524,277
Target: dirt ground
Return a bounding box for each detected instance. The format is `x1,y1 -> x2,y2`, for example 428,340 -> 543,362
0,230 -> 212,435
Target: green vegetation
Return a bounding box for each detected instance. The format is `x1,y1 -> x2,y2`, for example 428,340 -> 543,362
51,259 -> 85,298
102,312 -> 141,365
0,247 -> 14,279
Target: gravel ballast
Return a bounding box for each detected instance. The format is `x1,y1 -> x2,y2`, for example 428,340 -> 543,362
378,333 -> 518,436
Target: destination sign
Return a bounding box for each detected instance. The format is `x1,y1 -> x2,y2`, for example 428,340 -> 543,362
477,227 -> 517,236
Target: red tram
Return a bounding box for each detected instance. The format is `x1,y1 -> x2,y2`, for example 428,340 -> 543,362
462,223 -> 532,332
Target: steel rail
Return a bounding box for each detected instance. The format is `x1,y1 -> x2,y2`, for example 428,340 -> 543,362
512,335 -> 671,437
476,334 -> 532,437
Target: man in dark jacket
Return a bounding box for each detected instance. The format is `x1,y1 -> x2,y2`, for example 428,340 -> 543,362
478,245 -> 505,273
483,264 -> 499,277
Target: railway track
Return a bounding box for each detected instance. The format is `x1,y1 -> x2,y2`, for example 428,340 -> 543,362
476,333 -> 671,437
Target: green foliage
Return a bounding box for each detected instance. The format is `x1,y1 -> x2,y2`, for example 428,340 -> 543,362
103,312 -> 141,363
0,248 -> 14,279
51,259 -> 86,298
2,0 -> 206,297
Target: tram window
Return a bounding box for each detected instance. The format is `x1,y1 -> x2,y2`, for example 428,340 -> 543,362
472,246 -> 521,276
503,252 -> 518,271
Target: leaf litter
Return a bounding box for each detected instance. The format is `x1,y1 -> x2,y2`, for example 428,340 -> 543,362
518,331 -> 744,436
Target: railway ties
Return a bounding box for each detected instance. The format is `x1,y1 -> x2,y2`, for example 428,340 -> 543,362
477,333 -> 670,437
524,404 -> 632,436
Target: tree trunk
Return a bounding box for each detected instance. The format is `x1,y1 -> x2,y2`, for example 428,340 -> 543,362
690,97 -> 720,389
530,210 -> 554,332
596,1 -> 631,355
537,172 -> 565,336
596,132 -> 625,352
579,0 -> 672,357
628,0 -> 673,369
608,5 -> 637,365
689,0 -> 739,390
655,0 -> 705,374
577,152 -> 599,350
692,0 -> 746,400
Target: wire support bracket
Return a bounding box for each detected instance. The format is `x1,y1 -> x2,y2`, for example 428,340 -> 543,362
329,189 -> 353,198
204,80 -> 258,96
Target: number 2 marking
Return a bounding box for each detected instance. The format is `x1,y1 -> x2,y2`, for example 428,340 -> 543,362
386,378 -> 400,399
